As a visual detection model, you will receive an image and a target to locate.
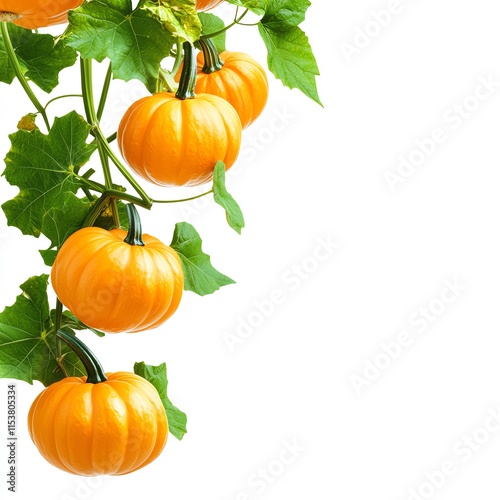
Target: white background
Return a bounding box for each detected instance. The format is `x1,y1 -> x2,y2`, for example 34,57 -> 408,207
2,1 -> 500,499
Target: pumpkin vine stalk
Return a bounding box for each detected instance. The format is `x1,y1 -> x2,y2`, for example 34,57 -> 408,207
0,22 -> 51,131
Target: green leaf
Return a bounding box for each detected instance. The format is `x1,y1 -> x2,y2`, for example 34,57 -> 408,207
134,361 -> 187,440
198,13 -> 226,52
0,24 -> 77,93
259,0 -> 309,28
66,0 -> 175,92
1,111 -> 96,238
212,161 -> 244,234
258,0 -> 321,105
142,0 -> 202,44
0,275 -> 85,386
170,222 -> 235,296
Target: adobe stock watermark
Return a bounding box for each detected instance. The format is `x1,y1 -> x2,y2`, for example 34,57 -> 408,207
223,236 -> 340,353
384,74 -> 500,192
225,438 -> 306,500
350,277 -> 467,394
404,405 -> 500,500
340,0 -> 417,64
232,107 -> 296,168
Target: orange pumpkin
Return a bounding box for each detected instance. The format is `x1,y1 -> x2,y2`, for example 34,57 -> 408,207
196,0 -> 224,11
51,204 -> 184,333
28,331 -> 168,476
0,0 -> 83,29
195,38 -> 269,129
118,42 -> 242,187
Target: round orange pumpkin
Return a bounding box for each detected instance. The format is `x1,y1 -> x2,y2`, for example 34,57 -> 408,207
196,0 -> 224,11
0,0 -> 83,29
118,42 -> 242,187
51,205 -> 184,333
28,331 -> 168,476
195,39 -> 269,129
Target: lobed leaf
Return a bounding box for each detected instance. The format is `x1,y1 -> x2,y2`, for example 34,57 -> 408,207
1,111 -> 95,238
0,24 -> 77,93
66,0 -> 175,92
257,0 -> 321,105
0,276 -> 85,386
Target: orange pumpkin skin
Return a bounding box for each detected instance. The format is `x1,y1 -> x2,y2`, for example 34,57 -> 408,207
195,50 -> 269,129
28,372 -> 168,476
196,0 -> 224,11
51,227 -> 184,333
117,92 -> 242,187
0,0 -> 84,29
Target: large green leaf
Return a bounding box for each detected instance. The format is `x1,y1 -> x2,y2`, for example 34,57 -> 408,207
170,222 -> 235,296
0,24 -> 77,93
134,361 -> 187,440
0,276 -> 85,386
258,0 -> 321,105
66,0 -> 175,92
1,111 -> 95,238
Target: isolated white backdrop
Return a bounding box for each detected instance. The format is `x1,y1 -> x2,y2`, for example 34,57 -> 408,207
2,1 -> 500,499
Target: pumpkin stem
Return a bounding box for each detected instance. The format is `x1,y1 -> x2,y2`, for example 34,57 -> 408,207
198,38 -> 224,74
175,41 -> 197,100
56,330 -> 107,384
123,203 -> 145,246
0,12 -> 21,23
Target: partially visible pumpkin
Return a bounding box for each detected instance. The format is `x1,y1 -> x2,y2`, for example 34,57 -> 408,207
196,0 -> 224,11
195,39 -> 269,129
0,0 -> 83,29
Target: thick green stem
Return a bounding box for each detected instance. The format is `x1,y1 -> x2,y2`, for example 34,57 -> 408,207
93,126 -> 153,208
198,38 -> 224,74
80,58 -> 152,214
123,204 -> 145,246
56,330 -> 107,384
171,39 -> 184,76
54,300 -> 68,376
82,193 -> 112,227
80,58 -> 96,124
97,62 -> 112,121
80,58 -> 120,226
0,22 -> 51,131
175,41 -> 197,100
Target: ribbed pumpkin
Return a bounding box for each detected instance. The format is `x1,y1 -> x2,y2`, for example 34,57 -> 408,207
118,42 -> 242,187
0,0 -> 83,29
196,0 -> 224,11
195,39 -> 269,129
51,205 -> 184,333
28,331 -> 168,476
